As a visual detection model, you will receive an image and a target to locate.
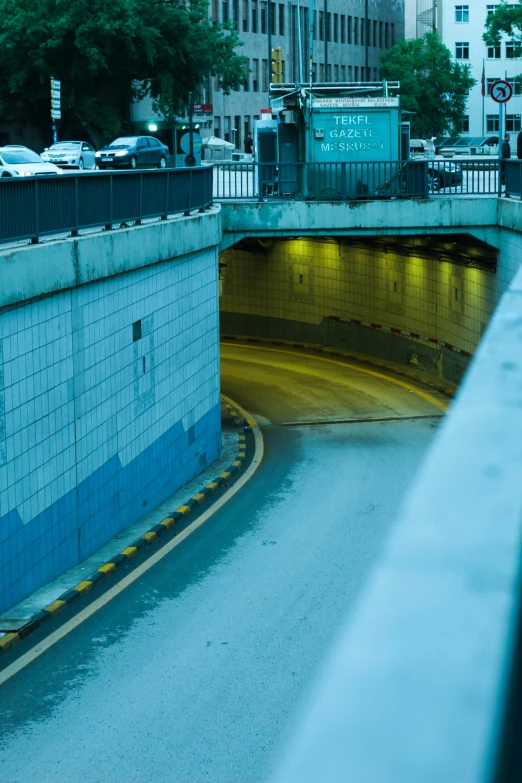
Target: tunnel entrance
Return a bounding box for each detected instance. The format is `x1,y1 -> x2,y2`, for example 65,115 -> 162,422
218,234 -> 498,386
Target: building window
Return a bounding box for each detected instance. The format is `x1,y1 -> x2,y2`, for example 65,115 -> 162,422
253,58 -> 259,91
486,114 -> 499,132
461,115 -> 470,132
279,3 -> 284,34
326,12 -> 331,41
354,65 -> 359,81
334,13 -> 338,42
391,23 -> 395,45
340,65 -> 345,80
379,21 -> 383,48
340,15 -> 345,43
506,41 -> 522,59
385,21 -> 389,47
455,42 -> 469,59
262,58 -> 268,91
260,1 -> 266,33
270,1 -> 276,34
511,80 -> 522,95
319,11 -> 324,40
487,44 -> 501,58
242,0 -> 248,30
354,16 -> 358,45
487,77 -> 500,95
455,5 -> 469,23
251,0 -> 257,32
347,65 -> 353,81
486,4 -> 497,14
224,116 -> 230,142
506,114 -> 522,131
347,16 -> 352,44
319,63 -> 324,81
360,18 -> 365,45
312,61 -> 317,80
327,64 -> 332,82
222,0 -> 229,22
334,64 -> 339,81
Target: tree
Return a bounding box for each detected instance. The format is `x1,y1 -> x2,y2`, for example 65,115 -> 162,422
483,2 -> 522,64
0,0 -> 248,144
380,32 -> 475,138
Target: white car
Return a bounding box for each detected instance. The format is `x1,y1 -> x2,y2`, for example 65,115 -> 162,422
0,146 -> 63,177
41,141 -> 97,170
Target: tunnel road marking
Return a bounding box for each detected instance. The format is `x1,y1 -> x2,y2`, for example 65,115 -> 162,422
0,405 -> 263,688
222,343 -> 448,413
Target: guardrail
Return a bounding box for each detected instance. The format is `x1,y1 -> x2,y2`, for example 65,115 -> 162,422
213,159 -> 522,201
272,218 -> 522,783
0,166 -> 213,245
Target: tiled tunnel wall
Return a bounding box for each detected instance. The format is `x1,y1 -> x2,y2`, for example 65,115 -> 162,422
220,234 -> 522,383
0,248 -> 221,615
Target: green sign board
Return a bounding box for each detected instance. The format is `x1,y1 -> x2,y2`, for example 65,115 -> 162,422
310,97 -> 400,162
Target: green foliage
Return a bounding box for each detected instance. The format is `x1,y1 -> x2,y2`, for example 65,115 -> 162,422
0,0 -> 248,142
483,1 -> 522,47
484,0 -> 522,93
380,32 -> 475,138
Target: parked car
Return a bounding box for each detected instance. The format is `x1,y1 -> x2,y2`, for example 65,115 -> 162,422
427,159 -> 463,191
95,136 -> 170,169
41,141 -> 97,170
0,146 -> 63,177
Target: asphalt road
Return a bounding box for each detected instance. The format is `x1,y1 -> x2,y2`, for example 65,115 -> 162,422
0,344 -> 447,783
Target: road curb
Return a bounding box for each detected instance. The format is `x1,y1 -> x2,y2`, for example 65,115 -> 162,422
221,335 -> 457,399
0,425 -> 250,657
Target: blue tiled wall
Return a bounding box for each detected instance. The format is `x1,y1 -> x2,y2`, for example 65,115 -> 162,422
0,248 -> 221,615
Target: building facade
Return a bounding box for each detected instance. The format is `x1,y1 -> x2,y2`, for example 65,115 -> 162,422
131,0 -> 405,153
211,0 -> 405,151
440,1 -> 522,141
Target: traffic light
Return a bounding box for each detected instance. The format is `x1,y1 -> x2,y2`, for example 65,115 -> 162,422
271,48 -> 283,84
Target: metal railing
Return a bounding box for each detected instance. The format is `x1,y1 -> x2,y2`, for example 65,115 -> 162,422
213,159 -> 522,201
0,166 -> 213,245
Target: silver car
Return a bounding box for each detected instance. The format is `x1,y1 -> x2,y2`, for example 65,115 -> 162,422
41,141 -> 97,170
0,146 -> 63,177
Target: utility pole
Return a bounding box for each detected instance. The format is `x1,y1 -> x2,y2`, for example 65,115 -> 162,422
364,0 -> 369,80
324,0 -> 328,81
268,0 -> 272,91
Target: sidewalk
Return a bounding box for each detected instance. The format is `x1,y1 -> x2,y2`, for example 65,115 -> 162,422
0,399 -> 249,649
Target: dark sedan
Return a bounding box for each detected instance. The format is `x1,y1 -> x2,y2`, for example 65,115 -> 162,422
427,160 -> 463,191
95,136 -> 170,169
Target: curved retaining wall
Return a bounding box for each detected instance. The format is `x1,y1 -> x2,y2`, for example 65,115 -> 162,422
0,211 -> 222,615
219,235 -> 518,385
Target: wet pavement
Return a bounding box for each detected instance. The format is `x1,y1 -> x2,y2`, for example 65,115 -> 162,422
0,344 -> 446,782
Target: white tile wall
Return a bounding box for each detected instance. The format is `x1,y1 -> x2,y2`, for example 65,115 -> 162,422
0,245 -> 221,613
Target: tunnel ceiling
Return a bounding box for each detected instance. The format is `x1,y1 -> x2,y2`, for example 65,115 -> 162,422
231,235 -> 497,272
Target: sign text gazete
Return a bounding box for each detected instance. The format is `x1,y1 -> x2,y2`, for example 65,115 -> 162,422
319,114 -> 385,154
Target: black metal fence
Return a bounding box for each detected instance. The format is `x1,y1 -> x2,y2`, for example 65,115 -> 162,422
213,159 -> 522,200
0,166 -> 213,245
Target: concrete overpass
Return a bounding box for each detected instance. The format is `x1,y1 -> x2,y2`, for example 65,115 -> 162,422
1,192 -> 522,780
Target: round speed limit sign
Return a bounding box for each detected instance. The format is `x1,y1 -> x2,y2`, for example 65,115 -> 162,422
490,79 -> 513,103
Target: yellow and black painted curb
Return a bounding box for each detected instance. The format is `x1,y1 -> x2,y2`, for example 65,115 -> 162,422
221,335 -> 456,399
0,429 -> 249,657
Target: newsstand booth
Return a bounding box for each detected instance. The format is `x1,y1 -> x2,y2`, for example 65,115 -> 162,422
264,82 -> 415,198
